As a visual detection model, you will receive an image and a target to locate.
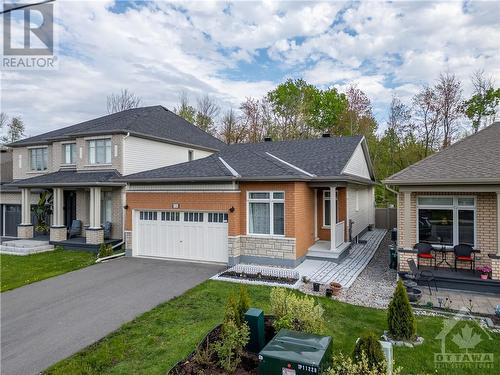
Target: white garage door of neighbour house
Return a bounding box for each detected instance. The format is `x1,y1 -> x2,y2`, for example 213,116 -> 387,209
134,210 -> 228,263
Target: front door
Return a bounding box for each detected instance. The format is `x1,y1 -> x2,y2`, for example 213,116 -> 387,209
4,205 -> 21,237
63,191 -> 77,228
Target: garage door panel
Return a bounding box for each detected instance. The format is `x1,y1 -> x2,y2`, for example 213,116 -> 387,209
135,210 -> 228,263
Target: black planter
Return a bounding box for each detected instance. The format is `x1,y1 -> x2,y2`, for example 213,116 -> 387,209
313,282 -> 320,292
407,287 -> 422,303
325,288 -> 333,297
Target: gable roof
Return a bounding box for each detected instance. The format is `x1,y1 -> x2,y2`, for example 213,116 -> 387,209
384,122 -> 500,185
8,106 -> 225,151
119,135 -> 375,183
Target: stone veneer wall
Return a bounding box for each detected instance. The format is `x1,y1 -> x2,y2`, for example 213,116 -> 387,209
50,226 -> 67,242
490,256 -> 500,280
17,225 -> 34,239
228,235 -> 298,267
125,231 -> 132,250
86,228 -> 104,245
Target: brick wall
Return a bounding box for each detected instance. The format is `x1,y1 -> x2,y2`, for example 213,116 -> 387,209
397,191 -> 497,270
294,182 -> 315,258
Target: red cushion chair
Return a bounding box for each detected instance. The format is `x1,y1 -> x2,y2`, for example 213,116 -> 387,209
414,243 -> 435,269
454,244 -> 475,272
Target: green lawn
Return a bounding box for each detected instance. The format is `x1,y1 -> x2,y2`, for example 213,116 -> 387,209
0,249 -> 96,292
43,280 -> 500,375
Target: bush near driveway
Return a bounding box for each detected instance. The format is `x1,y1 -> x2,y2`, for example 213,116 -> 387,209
0,249 -> 96,292
44,281 -> 500,375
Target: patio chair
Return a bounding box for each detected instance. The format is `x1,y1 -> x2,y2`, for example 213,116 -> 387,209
68,220 -> 82,239
407,258 -> 438,295
414,242 -> 435,269
102,221 -> 112,240
453,244 -> 475,273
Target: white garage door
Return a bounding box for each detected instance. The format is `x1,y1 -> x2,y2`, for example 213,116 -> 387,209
134,210 -> 228,263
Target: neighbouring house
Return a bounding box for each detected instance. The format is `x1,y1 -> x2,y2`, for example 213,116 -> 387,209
0,106 -> 224,246
384,122 -> 500,283
118,135 -> 376,266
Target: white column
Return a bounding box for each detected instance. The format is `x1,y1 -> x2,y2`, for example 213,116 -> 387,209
52,188 -> 64,226
314,188 -> 318,240
497,192 -> 500,256
330,186 -> 336,251
21,188 -> 32,225
89,187 -> 102,229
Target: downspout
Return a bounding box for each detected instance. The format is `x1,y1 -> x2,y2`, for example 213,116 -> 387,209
121,132 -> 130,253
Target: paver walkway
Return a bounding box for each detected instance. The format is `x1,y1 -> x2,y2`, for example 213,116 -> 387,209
296,229 -> 387,288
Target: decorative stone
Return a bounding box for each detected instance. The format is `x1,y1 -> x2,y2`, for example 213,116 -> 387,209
17,225 -> 34,239
50,226 -> 67,242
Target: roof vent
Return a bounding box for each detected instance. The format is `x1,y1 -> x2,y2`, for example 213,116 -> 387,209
264,137 -> 272,142
322,133 -> 331,138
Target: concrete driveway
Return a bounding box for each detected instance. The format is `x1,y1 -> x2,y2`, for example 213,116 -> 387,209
1,257 -> 223,375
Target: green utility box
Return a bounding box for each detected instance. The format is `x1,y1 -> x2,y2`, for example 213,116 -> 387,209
258,329 -> 332,375
244,308 -> 265,352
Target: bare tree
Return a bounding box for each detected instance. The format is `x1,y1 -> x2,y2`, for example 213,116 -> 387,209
435,73 -> 463,148
219,109 -> 246,144
174,91 -> 196,124
195,95 -> 220,135
386,95 -> 414,174
0,112 -> 7,129
240,97 -> 264,143
343,84 -> 374,136
465,69 -> 498,132
106,89 -> 142,114
412,85 -> 441,157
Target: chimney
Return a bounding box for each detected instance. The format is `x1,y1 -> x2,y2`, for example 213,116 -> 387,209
264,137 -> 272,142
322,133 -> 331,138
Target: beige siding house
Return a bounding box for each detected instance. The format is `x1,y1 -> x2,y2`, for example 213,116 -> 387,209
384,122 -> 500,282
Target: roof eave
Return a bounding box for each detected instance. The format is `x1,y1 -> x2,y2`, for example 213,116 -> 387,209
383,178 -> 500,186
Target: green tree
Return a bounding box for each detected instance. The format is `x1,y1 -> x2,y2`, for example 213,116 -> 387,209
1,116 -> 25,143
464,70 -> 500,133
174,91 -> 196,124
387,280 -> 416,340
352,332 -> 386,370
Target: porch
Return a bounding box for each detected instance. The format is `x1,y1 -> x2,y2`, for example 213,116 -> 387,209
306,185 -> 351,262
15,183 -> 123,245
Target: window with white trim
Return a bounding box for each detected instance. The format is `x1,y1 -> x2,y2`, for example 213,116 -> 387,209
63,143 -> 76,164
161,211 -> 180,221
139,211 -> 157,220
30,147 -> 48,171
323,190 -> 339,228
248,192 -> 284,235
184,212 -> 204,222
208,212 -> 228,223
88,139 -> 111,164
417,196 -> 476,247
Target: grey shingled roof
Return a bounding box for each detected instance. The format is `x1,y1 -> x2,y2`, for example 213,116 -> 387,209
11,169 -> 124,187
119,136 -> 373,183
384,122 -> 500,185
8,106 -> 224,151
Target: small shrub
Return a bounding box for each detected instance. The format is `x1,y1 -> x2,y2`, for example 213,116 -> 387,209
98,243 -> 113,258
270,287 -> 324,335
352,332 -> 386,371
237,285 -> 251,320
326,352 -> 401,375
214,319 -> 249,373
387,280 -> 416,340
193,339 -> 216,368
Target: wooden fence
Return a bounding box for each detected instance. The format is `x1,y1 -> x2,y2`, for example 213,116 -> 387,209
375,207 -> 397,229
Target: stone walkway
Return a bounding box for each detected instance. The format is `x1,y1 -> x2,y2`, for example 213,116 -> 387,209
296,229 -> 387,288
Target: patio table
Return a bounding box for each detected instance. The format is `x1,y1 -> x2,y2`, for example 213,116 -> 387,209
434,245 -> 454,268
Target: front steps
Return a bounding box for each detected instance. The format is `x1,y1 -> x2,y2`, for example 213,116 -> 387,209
306,241 -> 351,263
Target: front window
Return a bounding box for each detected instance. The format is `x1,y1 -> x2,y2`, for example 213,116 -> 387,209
30,148 -> 48,171
248,192 -> 284,235
88,139 -> 111,164
417,196 -> 475,247
63,143 -> 76,164
101,191 -> 113,223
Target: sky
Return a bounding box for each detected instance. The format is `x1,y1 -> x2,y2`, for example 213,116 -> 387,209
1,0 -> 500,138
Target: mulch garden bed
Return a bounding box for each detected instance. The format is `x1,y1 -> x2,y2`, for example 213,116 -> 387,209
219,270 -> 299,285
169,317 -> 276,375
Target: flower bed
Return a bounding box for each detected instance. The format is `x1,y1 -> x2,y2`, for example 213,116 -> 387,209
169,317 -> 276,375
219,265 -> 299,285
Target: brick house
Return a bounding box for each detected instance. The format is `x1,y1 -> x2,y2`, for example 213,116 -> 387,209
119,136 -> 376,266
384,122 -> 500,282
0,106 -> 223,245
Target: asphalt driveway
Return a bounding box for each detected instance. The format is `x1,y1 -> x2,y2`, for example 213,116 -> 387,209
1,257 -> 223,375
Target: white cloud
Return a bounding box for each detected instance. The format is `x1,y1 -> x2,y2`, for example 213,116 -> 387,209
1,0 -> 499,137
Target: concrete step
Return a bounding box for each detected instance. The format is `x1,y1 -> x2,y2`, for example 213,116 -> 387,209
306,242 -> 351,263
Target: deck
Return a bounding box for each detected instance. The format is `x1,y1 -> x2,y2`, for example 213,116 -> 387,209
410,266 -> 500,295
1,235 -> 122,252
